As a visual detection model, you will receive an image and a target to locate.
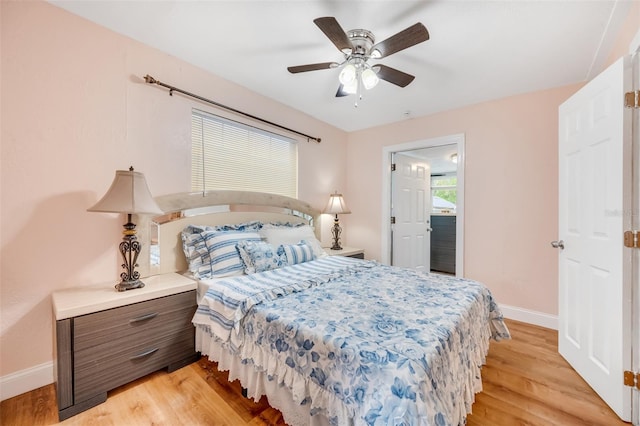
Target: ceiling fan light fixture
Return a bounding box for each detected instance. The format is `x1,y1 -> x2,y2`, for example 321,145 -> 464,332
361,68 -> 379,90
370,49 -> 382,59
339,64 -> 357,85
343,78 -> 358,94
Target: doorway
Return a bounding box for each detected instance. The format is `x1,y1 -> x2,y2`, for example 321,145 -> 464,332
381,134 -> 465,276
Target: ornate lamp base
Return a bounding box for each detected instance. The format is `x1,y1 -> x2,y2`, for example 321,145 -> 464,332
115,215 -> 145,292
115,279 -> 145,292
330,214 -> 343,250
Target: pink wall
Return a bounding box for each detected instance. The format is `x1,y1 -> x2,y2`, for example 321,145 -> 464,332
0,1 -> 347,380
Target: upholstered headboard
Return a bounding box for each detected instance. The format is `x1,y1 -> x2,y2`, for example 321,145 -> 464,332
136,191 -> 321,277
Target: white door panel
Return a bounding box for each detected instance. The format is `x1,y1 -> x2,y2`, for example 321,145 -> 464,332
558,56 -> 633,421
632,46 -> 640,426
391,153 -> 431,270
631,44 -> 640,425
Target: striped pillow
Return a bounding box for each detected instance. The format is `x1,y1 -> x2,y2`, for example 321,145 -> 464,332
181,232 -> 211,278
203,230 -> 262,277
281,240 -> 315,266
181,222 -> 263,278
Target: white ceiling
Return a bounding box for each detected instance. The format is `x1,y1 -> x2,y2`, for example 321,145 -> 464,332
50,0 -> 630,132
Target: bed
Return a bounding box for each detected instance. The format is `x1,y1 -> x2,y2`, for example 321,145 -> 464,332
139,190 -> 510,426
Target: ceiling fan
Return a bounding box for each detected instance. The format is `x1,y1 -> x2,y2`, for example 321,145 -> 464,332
287,17 -> 429,102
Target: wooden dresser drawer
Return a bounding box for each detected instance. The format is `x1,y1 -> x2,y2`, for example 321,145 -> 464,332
74,290 -> 195,351
72,290 -> 197,401
74,328 -> 195,401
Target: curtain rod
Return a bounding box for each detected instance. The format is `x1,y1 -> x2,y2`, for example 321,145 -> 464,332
143,75 -> 321,143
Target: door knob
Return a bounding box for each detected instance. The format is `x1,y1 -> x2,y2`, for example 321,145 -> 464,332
427,227 -> 433,232
551,240 -> 565,250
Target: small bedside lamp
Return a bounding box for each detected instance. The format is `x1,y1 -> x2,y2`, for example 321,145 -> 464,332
324,191 -> 351,250
88,167 -> 163,292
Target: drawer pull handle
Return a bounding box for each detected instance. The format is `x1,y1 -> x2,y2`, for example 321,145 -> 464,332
130,348 -> 159,360
129,312 -> 158,323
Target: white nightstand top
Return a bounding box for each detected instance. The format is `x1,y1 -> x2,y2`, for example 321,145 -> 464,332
52,273 -> 196,320
324,246 -> 364,257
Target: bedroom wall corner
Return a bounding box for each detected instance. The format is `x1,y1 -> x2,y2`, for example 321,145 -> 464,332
0,0 -> 347,399
603,0 -> 640,68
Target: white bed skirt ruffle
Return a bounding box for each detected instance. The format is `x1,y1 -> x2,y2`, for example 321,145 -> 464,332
196,327 -> 342,426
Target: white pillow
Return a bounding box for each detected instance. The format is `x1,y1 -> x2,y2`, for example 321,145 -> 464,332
259,224 -> 327,259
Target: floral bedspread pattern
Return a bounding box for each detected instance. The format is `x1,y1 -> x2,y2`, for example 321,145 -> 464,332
193,256 -> 371,348
193,257 -> 510,425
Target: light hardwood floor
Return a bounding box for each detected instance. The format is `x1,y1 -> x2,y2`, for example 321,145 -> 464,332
0,320 -> 629,425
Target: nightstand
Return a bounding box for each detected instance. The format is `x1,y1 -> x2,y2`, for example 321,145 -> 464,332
325,246 -> 365,259
52,273 -> 199,420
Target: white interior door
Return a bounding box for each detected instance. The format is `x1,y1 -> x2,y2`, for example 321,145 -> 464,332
631,48 -> 640,426
557,56 -> 633,421
391,153 -> 431,270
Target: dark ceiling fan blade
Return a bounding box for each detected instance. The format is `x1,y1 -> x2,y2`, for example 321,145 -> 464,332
370,23 -> 429,59
335,84 -> 350,97
313,17 -> 353,54
374,64 -> 415,87
287,62 -> 337,73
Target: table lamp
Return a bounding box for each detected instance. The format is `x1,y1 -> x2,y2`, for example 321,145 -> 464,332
88,167 -> 163,291
323,191 -> 351,250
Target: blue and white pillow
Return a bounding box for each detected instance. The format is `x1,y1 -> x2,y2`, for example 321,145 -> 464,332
183,224 -> 215,235
202,230 -> 262,277
181,221 -> 263,278
181,229 -> 214,277
266,221 -> 306,228
237,240 -> 288,274
213,220 -> 262,232
281,240 -> 315,265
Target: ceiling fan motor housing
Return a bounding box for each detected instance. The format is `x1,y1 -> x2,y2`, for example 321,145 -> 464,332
346,29 -> 375,57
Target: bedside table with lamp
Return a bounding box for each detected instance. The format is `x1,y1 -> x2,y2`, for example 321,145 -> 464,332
53,167 -> 199,420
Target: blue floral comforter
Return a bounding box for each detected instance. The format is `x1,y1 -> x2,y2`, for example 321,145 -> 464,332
193,257 -> 510,425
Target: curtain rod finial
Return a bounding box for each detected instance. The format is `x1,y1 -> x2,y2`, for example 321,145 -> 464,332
143,75 -> 157,84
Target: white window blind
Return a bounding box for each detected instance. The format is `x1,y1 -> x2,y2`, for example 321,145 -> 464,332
191,109 -> 298,198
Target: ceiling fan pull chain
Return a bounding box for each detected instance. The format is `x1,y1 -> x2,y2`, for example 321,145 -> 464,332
355,67 -> 362,107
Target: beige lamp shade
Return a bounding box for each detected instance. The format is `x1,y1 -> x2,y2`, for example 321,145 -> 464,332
88,168 -> 163,215
324,192 -> 351,215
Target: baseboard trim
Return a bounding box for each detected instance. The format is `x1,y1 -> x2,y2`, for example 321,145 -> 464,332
500,304 -> 558,330
0,361 -> 53,401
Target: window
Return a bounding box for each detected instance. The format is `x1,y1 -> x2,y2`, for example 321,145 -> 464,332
191,109 -> 298,198
432,174 -> 457,213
